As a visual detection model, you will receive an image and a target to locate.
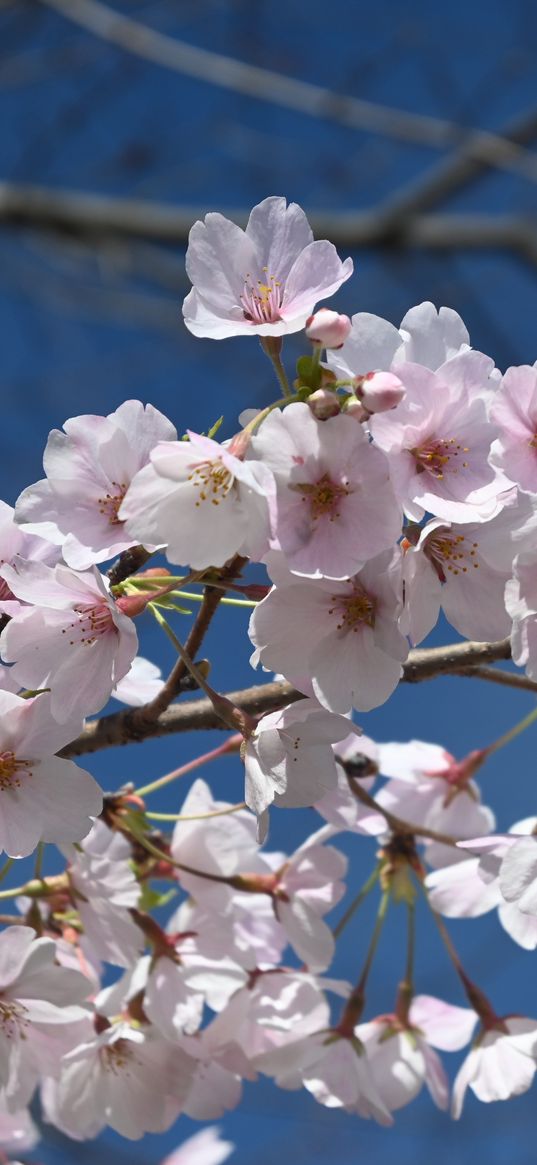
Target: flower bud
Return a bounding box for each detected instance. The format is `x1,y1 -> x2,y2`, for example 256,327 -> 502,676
305,308 -> 351,349
307,388 -> 341,420
358,370 -> 405,413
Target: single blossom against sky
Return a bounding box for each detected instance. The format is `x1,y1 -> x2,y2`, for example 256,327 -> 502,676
182,196 -> 352,339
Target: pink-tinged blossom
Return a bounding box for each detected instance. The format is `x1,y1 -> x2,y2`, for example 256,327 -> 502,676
356,994 -> 477,1114
256,1030 -> 391,1123
506,551 -> 537,682
328,302 -> 470,384
119,432 -> 275,569
375,739 -> 495,868
401,516 -> 511,645
176,1031 -> 245,1121
41,1022 -> 196,1141
207,970 -> 335,1063
305,309 -> 351,348
161,1127 -> 235,1165
490,365 -> 537,493
0,926 -> 93,1110
182,196 -> 353,339
14,401 -> 177,570
0,691 -> 101,858
271,830 -> 347,970
249,402 -> 401,579
171,779 -> 270,910
62,820 -> 143,969
452,1018 -> 537,1116
0,501 -> 60,618
112,654 -> 163,706
171,892 -> 286,972
460,819 -> 537,918
243,698 -> 360,828
369,353 -> 505,523
315,733 -> 384,834
249,550 -> 408,713
0,560 -> 138,723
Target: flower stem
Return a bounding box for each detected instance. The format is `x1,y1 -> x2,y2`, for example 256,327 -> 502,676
0,858 -> 14,888
332,864 -> 380,939
486,702 -> 537,756
337,888 -> 390,1034
136,735 -> 242,798
146,801 -> 246,822
259,336 -> 291,396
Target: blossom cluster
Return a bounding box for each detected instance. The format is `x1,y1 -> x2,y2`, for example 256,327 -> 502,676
1,196 -> 537,1152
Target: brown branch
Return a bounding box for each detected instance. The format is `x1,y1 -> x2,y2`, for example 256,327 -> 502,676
60,637 -> 512,759
2,183 -> 537,256
130,556 -> 248,729
455,664 -> 537,695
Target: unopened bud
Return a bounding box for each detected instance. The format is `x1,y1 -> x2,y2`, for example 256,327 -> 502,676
358,370 -> 405,413
307,388 -> 341,420
305,308 -> 351,349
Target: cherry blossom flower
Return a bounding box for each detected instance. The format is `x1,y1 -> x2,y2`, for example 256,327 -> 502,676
249,402 -> 401,578
14,401 -> 177,570
41,1021 -> 196,1140
490,365 -> 537,493
243,697 -> 360,829
256,1029 -> 392,1123
182,196 -> 352,339
249,549 -> 408,713
270,829 -> 347,970
0,690 -> 101,858
0,560 -> 138,723
375,739 -> 495,868
119,431 -> 275,569
369,352 -> 505,523
315,732 -> 384,833
207,969 -> 336,1063
62,820 -> 143,969
452,1018 -> 537,1116
0,501 -> 60,618
0,926 -> 93,1110
401,515 -> 512,645
356,994 -> 477,1114
112,654 -> 163,705
328,302 -> 470,384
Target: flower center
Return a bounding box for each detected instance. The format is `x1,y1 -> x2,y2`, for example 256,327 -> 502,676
424,530 -> 480,583
328,584 -> 376,631
412,437 -> 469,480
0,750 -> 32,791
188,460 -> 234,506
0,999 -> 29,1039
96,481 -> 128,526
292,474 -> 350,521
62,601 -> 116,647
241,268 -> 283,324
100,1040 -> 135,1075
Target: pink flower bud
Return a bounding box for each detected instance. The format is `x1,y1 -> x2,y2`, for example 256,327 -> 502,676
307,388 -> 341,420
358,370 -> 405,413
305,308 -> 352,349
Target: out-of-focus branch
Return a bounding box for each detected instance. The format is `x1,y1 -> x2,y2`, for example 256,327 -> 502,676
37,0 -> 537,192
1,182 -> 536,255
455,665 -> 537,695
60,637 -> 512,759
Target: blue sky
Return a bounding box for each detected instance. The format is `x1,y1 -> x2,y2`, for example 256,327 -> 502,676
1,2 -> 537,1162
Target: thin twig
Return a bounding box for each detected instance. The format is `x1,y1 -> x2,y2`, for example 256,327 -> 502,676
347,781 -> 458,849
37,0 -> 513,152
